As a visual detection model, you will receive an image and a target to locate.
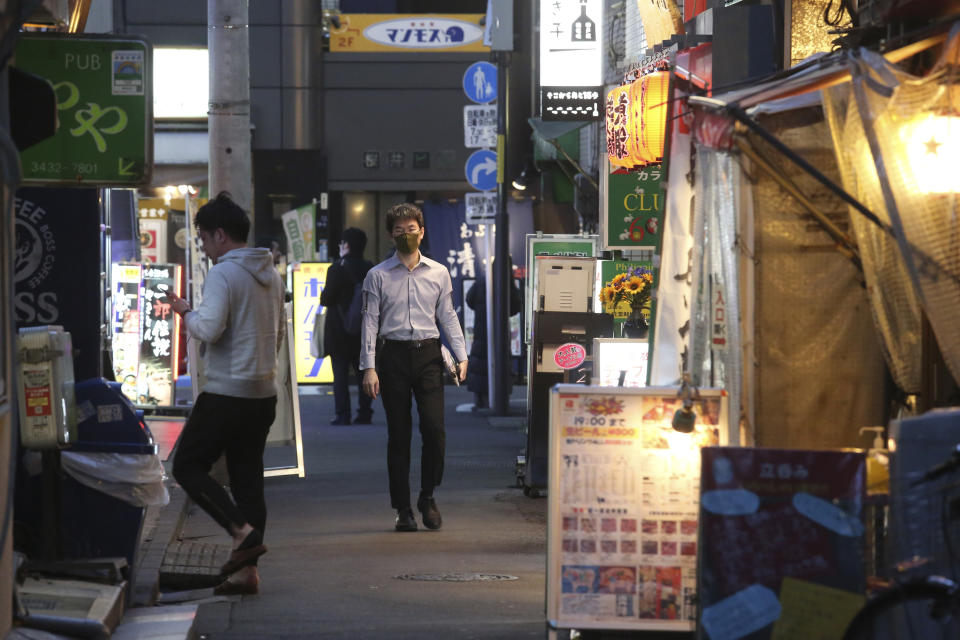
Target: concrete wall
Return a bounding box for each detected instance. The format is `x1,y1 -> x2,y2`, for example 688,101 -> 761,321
323,52 -> 475,191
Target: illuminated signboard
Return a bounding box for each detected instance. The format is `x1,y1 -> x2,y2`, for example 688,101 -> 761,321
138,263 -> 181,406
539,0 -> 603,121
291,262 -> 334,384
329,14 -> 488,52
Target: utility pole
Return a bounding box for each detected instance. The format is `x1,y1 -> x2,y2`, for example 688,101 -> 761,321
208,0 -> 252,232
489,0 -> 515,416
492,47 -> 511,416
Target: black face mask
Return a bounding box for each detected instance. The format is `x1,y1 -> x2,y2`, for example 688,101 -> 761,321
393,232 -> 420,255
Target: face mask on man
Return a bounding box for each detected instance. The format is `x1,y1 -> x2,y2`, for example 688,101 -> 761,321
393,232 -> 420,255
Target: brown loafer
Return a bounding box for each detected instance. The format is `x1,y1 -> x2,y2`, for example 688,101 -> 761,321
214,575 -> 260,596
220,543 -> 266,576
220,529 -> 267,576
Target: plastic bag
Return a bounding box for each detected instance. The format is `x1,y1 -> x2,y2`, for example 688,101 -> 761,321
60,451 -> 170,507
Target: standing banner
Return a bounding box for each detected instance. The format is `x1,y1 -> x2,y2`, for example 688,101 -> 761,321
138,264 -> 181,406
282,202 -> 317,264
291,262 -> 333,384
650,109 -> 693,386
547,385 -> 729,635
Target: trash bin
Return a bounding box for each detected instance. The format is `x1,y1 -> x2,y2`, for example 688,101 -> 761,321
57,378 -> 169,571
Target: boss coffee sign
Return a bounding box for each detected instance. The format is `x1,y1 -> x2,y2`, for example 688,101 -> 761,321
15,188 -> 102,380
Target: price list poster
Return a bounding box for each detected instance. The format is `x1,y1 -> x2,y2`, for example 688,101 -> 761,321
547,385 -> 728,633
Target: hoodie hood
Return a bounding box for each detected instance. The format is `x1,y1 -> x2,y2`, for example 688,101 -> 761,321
218,248 -> 277,286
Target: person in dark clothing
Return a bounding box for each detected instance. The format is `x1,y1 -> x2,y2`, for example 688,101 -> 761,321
320,227 -> 375,425
465,267 -> 523,410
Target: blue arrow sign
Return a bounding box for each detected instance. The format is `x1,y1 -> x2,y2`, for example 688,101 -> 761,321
465,149 -> 497,191
463,61 -> 497,104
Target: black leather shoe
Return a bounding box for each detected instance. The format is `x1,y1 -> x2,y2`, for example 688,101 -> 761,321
329,415 -> 351,426
353,412 -> 373,425
395,508 -> 417,532
417,496 -> 442,530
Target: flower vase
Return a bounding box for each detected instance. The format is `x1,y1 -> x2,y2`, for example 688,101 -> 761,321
622,311 -> 649,339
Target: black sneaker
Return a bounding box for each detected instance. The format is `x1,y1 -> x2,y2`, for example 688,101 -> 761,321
329,415 -> 351,426
395,508 -> 418,532
417,496 -> 442,530
353,412 -> 373,425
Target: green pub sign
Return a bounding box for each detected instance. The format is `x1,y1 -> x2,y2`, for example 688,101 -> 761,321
15,34 -> 151,185
603,163 -> 665,251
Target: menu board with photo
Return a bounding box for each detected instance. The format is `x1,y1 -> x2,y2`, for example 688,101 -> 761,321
111,263 -> 143,402
547,384 -> 729,633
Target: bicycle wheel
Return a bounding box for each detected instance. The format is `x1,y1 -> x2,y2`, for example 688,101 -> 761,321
843,578 -> 960,640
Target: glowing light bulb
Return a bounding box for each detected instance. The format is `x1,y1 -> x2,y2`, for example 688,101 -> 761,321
902,113 -> 960,194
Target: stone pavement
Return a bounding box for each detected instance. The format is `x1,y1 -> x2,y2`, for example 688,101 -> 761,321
121,383 -> 546,639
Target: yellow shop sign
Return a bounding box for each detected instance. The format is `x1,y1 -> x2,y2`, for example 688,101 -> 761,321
330,14 -> 489,52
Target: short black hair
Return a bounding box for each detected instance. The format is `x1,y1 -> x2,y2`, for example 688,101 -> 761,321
194,192 -> 250,243
385,203 -> 424,233
341,227 -> 367,253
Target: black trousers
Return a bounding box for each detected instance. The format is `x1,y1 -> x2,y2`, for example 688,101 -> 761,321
377,340 -> 445,510
172,392 -> 277,536
331,344 -> 373,419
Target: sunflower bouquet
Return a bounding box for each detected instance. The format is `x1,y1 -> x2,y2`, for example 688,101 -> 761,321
599,266 -> 654,318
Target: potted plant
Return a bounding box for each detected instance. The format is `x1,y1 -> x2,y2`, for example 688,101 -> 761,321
599,266 -> 653,339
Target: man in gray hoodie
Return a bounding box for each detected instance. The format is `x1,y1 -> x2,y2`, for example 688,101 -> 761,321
168,192 -> 286,596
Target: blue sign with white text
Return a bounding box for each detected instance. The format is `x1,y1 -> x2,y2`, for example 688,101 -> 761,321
465,149 -> 497,191
463,61 -> 497,104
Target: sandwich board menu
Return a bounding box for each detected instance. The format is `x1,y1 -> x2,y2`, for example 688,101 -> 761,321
547,384 -> 729,635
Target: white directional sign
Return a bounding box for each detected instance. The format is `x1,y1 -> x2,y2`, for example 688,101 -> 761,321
465,192 -> 497,224
464,105 -> 497,148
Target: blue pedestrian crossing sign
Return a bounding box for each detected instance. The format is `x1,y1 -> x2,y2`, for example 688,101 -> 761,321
463,61 -> 497,104
465,149 -> 498,191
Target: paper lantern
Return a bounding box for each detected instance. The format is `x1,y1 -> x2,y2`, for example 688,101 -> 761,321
606,84 -> 642,168
633,71 -> 669,165
606,71 -> 670,169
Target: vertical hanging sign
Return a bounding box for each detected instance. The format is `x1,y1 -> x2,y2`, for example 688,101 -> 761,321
539,0 -> 603,121
138,264 -> 181,406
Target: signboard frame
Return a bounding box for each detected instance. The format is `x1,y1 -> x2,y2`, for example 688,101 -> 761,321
15,33 -> 153,186
524,234 -> 600,345
264,315 -> 306,478
547,383 -> 730,635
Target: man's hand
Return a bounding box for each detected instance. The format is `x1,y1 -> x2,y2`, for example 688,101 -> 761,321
167,291 -> 191,316
457,360 -> 468,383
362,368 -> 380,399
